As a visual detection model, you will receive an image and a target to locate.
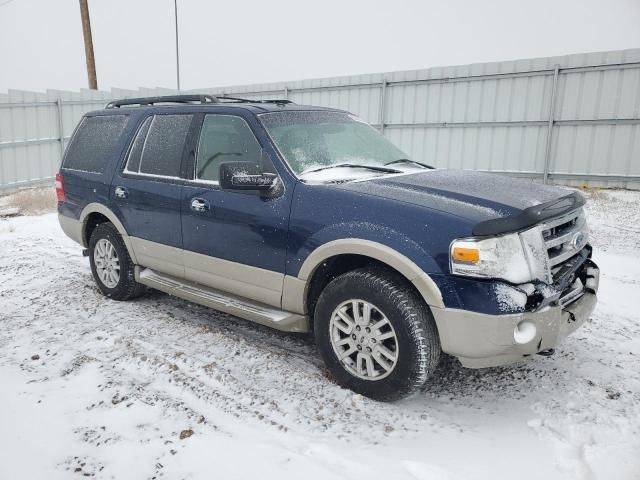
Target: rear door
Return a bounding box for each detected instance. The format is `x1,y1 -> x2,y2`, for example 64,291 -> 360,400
180,112 -> 292,308
111,113 -> 195,278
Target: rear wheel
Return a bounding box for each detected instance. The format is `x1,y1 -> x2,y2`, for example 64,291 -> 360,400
89,222 -> 146,300
314,268 -> 441,401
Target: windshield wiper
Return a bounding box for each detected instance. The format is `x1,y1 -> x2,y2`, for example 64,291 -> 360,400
300,163 -> 403,175
385,158 -> 435,169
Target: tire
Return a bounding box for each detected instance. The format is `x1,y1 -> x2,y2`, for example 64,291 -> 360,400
88,222 -> 146,301
314,268 -> 440,401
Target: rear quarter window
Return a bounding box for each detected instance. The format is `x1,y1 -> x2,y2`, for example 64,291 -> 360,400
63,115 -> 129,173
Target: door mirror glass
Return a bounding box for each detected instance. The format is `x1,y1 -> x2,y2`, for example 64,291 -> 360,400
219,161 -> 278,191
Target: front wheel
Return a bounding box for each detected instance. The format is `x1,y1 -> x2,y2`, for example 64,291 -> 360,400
314,268 -> 441,401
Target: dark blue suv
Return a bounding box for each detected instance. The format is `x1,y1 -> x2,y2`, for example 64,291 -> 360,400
57,94 -> 599,400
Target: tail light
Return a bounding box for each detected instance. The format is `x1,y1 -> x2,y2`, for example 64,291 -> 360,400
55,173 -> 66,202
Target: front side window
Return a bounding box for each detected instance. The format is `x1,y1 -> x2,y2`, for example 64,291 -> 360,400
195,115 -> 262,182
125,114 -> 193,178
63,115 -> 129,173
259,111 -> 411,181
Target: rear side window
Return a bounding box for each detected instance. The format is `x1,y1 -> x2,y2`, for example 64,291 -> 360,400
124,116 -> 152,173
63,115 -> 128,173
125,114 -> 193,178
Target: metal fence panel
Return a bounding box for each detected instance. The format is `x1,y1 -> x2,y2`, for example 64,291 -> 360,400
1,48 -> 639,192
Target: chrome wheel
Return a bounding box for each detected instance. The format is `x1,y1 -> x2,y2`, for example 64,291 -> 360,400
94,238 -> 120,288
329,299 -> 399,381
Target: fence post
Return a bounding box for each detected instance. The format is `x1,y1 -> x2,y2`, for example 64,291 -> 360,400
378,80 -> 387,134
55,98 -> 65,162
284,87 -> 289,100
542,65 -> 560,184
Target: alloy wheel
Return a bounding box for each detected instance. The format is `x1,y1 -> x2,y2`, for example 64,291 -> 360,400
94,238 -> 120,288
329,299 -> 399,381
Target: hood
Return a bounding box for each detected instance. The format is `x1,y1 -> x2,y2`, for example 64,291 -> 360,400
335,169 -> 574,226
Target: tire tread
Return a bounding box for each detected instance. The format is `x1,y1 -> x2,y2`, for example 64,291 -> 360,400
315,267 -> 441,401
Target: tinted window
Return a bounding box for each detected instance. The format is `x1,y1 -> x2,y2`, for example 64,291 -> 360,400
196,115 -> 262,182
124,116 -> 152,173
138,114 -> 193,178
63,115 -> 128,173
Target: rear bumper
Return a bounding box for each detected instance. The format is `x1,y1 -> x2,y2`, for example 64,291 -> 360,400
58,212 -> 84,246
432,264 -> 599,368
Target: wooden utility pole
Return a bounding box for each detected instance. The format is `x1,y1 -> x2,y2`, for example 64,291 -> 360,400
174,0 -> 181,90
79,0 -> 98,90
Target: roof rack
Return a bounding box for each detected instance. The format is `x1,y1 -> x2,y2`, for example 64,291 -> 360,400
217,96 -> 293,105
105,94 -> 293,109
105,95 -> 217,109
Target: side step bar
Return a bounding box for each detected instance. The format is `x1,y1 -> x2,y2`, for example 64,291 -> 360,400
136,268 -> 310,333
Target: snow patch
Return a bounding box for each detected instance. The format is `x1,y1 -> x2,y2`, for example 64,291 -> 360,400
494,283 -> 528,313
1,190 -> 640,479
300,166 -> 382,183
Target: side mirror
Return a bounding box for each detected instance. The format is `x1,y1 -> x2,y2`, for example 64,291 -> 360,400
219,161 -> 278,191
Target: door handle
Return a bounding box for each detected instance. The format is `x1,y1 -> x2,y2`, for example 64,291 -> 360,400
190,198 -> 210,212
114,186 -> 128,199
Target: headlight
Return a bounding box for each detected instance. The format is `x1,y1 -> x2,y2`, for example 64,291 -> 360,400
450,227 -> 551,284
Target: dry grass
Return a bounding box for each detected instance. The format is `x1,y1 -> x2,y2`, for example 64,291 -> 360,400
579,186 -> 607,201
1,187 -> 57,215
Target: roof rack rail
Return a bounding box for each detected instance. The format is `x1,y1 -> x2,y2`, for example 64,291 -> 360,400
105,94 -> 217,109
105,94 -> 294,109
218,96 -> 294,105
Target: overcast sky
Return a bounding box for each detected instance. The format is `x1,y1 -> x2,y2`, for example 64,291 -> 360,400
1,0 -> 639,93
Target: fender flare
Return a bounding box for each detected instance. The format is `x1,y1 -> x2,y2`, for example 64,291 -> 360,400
282,238 -> 445,313
79,203 -> 138,264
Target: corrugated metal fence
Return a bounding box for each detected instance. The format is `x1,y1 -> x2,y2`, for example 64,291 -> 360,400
2,49 -> 639,192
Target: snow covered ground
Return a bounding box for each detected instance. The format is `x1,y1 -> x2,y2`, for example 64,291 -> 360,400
0,189 -> 639,480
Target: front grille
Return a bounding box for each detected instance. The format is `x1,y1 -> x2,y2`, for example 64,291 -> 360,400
541,208 -> 588,280
518,208 -> 594,310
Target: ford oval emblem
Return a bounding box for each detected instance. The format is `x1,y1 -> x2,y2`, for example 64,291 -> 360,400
571,232 -> 586,249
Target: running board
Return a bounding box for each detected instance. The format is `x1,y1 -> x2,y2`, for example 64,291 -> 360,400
136,268 -> 310,333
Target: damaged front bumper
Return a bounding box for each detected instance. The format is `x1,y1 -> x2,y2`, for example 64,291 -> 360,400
431,260 -> 600,368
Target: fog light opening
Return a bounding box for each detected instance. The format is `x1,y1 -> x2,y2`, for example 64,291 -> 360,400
514,321 -> 536,344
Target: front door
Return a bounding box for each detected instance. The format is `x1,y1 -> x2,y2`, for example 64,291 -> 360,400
181,113 -> 292,308
111,113 -> 194,278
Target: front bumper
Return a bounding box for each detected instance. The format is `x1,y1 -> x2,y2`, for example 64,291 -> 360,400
431,262 -> 599,368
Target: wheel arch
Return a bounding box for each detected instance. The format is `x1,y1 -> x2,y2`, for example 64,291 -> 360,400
282,239 -> 445,317
79,203 -> 138,264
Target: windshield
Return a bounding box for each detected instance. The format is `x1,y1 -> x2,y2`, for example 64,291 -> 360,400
259,111 -> 417,181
